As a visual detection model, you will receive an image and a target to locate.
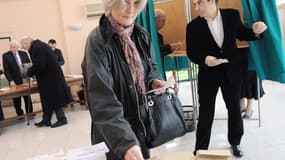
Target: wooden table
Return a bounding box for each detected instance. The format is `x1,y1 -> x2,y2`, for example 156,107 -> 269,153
168,51 -> 187,57
0,76 -> 83,128
0,76 -> 83,100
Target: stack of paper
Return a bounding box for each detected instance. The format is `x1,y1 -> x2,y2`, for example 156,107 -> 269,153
67,142 -> 109,160
196,150 -> 231,160
65,74 -> 83,78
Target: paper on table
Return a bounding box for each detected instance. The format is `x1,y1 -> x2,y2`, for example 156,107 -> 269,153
0,88 -> 10,92
67,142 -> 109,160
65,74 -> 83,78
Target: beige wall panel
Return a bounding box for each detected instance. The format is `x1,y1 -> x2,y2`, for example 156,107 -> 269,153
155,0 -> 187,50
0,0 -> 101,75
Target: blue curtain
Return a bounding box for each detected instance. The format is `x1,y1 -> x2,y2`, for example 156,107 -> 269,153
164,56 -> 190,71
136,0 -> 164,79
241,0 -> 285,83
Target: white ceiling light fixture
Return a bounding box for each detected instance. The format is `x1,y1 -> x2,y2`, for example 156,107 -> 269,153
69,23 -> 83,31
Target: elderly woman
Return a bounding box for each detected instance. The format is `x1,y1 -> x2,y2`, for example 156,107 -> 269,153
82,0 -> 165,160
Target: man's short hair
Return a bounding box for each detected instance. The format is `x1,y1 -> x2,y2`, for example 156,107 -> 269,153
207,0 -> 218,4
48,39 -> 56,44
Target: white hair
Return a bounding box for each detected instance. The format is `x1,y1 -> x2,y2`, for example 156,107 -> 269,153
155,8 -> 166,18
9,39 -> 20,47
21,36 -> 33,43
103,0 -> 147,16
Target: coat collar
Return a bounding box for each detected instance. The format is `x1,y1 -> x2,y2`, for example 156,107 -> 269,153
199,9 -> 228,48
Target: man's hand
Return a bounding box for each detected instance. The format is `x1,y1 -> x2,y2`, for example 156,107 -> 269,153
253,21 -> 267,35
124,145 -> 144,160
9,81 -> 16,86
205,56 -> 221,67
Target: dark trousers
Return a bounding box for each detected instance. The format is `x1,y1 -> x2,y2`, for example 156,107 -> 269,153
195,66 -> 244,151
42,106 -> 67,123
0,102 -> 4,120
13,95 -> 33,116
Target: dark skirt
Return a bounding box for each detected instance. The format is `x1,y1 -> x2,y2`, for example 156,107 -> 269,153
240,70 -> 265,100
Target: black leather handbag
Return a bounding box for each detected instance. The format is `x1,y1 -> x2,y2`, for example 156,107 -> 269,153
139,88 -> 187,148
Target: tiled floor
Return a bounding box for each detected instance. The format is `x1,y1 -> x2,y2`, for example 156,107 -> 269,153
0,80 -> 285,160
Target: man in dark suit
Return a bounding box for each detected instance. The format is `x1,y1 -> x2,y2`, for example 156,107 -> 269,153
21,37 -> 72,128
0,69 -> 4,121
48,39 -> 65,66
0,102 -> 4,121
2,40 -> 33,116
155,9 -> 181,93
186,0 -> 267,157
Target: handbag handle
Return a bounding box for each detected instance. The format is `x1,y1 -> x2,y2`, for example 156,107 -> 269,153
146,88 -> 173,107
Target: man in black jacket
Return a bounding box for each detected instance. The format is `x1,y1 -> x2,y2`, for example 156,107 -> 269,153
48,39 -> 65,66
2,40 -> 33,116
0,102 -> 3,121
0,69 -> 3,121
186,0 -> 267,157
21,37 -> 71,128
155,9 -> 181,93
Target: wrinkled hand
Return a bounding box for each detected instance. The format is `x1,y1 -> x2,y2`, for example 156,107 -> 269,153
205,56 -> 221,67
151,79 -> 165,89
151,79 -> 166,94
252,21 -> 267,34
124,145 -> 144,160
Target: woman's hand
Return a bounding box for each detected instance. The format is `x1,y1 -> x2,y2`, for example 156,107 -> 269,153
151,79 -> 165,90
124,145 -> 144,160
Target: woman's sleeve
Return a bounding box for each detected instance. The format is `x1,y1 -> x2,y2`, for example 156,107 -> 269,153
234,10 -> 262,41
145,37 -> 162,90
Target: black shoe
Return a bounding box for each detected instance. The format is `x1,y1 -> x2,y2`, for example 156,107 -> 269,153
35,121 -> 51,127
193,150 -> 197,156
232,145 -> 244,158
50,120 -> 67,128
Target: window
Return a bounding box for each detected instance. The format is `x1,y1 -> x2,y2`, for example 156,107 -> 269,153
277,0 -> 285,5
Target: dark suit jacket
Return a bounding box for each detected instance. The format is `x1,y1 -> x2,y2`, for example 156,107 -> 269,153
27,40 -> 71,108
53,48 -> 65,66
157,32 -> 172,56
186,9 -> 261,85
2,50 -> 31,84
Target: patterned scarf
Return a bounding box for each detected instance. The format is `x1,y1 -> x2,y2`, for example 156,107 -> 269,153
108,15 -> 146,95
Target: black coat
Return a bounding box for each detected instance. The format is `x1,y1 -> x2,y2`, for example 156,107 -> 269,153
2,50 -> 31,84
27,40 -> 71,109
186,9 -> 261,85
82,15 -> 161,159
53,48 -> 65,66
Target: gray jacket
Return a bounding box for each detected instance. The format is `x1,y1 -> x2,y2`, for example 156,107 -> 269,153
82,15 -> 161,159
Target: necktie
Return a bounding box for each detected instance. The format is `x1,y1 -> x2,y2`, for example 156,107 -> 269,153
14,52 -> 22,68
